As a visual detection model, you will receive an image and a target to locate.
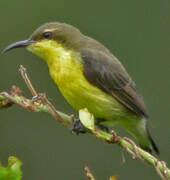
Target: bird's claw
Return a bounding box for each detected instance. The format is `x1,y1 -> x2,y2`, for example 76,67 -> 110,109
71,119 -> 87,134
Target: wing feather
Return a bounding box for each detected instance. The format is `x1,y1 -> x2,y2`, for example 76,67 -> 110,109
81,48 -> 148,118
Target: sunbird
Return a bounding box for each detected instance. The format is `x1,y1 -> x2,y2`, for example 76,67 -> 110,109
3,22 -> 159,154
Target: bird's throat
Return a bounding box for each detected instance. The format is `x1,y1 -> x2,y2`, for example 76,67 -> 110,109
27,39 -> 83,85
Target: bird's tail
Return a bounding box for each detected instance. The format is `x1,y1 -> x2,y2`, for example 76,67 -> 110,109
125,118 -> 159,155
142,125 -> 160,155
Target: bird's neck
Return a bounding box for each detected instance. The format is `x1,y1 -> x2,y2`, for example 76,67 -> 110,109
27,39 -> 83,85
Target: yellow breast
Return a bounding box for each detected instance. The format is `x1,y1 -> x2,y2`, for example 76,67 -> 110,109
47,46 -> 123,121
27,40 -> 126,121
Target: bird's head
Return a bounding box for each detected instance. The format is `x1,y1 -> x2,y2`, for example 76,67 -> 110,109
2,22 -> 83,59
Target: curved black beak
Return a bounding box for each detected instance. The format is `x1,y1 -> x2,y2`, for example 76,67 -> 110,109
2,39 -> 35,54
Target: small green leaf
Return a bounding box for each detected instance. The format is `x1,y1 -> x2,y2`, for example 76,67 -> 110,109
79,108 -> 95,131
0,156 -> 22,180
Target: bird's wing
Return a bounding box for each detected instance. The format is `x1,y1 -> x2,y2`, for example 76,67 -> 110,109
81,48 -> 148,118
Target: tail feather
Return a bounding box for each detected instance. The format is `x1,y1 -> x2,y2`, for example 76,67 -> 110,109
139,125 -> 159,155
125,118 -> 160,155
146,126 -> 160,155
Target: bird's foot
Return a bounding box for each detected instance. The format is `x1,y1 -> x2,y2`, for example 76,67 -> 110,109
95,118 -> 109,132
71,119 -> 87,134
97,124 -> 109,132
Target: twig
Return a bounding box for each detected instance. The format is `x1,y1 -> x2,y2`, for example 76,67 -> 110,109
19,65 -> 37,96
84,166 -> 96,180
19,65 -> 70,128
35,93 -> 70,128
0,65 -> 169,180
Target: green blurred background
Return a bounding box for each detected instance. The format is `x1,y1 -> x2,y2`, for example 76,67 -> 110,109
0,0 -> 169,179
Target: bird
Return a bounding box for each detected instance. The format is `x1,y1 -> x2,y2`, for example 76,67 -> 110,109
2,22 -> 159,154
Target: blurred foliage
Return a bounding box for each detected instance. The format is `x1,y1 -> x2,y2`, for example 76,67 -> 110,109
110,176 -> 117,180
0,156 -> 22,180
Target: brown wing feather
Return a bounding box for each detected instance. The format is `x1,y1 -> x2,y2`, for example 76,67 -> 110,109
81,48 -> 148,118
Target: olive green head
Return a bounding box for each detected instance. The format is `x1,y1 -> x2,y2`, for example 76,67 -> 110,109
2,22 -> 83,54
30,22 -> 82,45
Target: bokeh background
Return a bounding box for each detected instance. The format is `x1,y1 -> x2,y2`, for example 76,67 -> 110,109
0,0 -> 169,179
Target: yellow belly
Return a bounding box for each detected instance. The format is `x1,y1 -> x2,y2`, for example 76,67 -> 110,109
27,40 -> 131,123
48,49 -> 127,122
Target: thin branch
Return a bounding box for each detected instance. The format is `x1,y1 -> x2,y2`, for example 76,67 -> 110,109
84,166 -> 96,180
84,166 -> 117,180
19,65 -> 37,96
0,65 -> 169,180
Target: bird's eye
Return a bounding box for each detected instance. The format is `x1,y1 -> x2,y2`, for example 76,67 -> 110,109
42,31 -> 52,38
